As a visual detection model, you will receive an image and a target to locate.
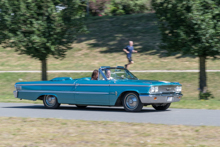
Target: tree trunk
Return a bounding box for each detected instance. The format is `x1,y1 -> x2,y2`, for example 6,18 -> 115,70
41,59 -> 47,81
199,56 -> 207,99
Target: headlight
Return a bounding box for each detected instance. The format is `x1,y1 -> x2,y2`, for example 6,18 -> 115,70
150,87 -> 155,93
176,86 -> 182,92
150,86 -> 159,93
155,86 -> 159,92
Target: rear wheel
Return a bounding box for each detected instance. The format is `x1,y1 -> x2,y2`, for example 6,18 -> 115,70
76,105 -> 87,108
43,95 -> 60,109
122,92 -> 143,112
152,103 -> 171,110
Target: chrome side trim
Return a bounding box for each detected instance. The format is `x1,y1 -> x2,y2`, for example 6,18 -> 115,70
139,94 -> 182,104
16,84 -> 149,87
110,84 -> 150,87
18,90 -> 108,95
19,90 -> 75,93
75,92 -> 109,94
78,84 -> 109,86
16,84 -> 75,86
13,91 -> 18,98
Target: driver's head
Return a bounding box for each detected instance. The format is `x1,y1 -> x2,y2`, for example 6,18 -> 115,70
105,69 -> 111,78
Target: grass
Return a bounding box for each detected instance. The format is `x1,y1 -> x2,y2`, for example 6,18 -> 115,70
1,13 -> 220,71
0,117 -> 220,147
171,99 -> 220,109
1,72 -> 220,109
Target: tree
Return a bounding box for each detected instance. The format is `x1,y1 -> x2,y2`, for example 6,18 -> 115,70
0,0 -> 87,80
152,0 -> 220,99
0,7 -> 9,45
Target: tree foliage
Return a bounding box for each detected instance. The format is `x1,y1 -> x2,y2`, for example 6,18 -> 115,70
152,0 -> 220,57
0,0 -> 87,80
89,0 -> 151,16
152,0 -> 220,99
105,0 -> 151,15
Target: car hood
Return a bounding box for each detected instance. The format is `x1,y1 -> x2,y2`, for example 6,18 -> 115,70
114,79 -> 181,86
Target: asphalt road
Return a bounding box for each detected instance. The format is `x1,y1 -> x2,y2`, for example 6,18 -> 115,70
0,70 -> 220,73
0,103 -> 219,126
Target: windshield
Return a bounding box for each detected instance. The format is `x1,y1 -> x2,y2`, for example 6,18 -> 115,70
101,68 -> 138,80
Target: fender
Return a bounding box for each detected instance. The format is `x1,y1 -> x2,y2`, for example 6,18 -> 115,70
114,90 -> 140,106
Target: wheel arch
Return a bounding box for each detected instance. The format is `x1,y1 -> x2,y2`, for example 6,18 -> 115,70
37,93 -> 59,101
115,90 -> 140,106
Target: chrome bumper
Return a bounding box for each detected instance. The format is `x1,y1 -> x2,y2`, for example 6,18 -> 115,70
13,91 -> 18,98
139,94 -> 182,104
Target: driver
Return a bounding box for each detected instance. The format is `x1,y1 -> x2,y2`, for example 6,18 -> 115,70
105,69 -> 113,80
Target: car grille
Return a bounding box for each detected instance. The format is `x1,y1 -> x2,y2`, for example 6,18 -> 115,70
159,86 -> 176,93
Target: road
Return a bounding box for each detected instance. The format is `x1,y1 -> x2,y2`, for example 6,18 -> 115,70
0,70 -> 220,73
0,103 -> 219,126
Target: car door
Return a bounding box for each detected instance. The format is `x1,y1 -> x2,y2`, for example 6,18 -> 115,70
74,80 -> 110,105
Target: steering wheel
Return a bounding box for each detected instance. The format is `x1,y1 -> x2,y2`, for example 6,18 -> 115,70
119,75 -> 128,80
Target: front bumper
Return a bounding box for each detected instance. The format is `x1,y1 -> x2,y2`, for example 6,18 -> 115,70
139,94 -> 182,104
13,91 -> 18,98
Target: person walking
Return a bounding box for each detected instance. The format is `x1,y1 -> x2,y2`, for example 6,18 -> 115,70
123,41 -> 138,69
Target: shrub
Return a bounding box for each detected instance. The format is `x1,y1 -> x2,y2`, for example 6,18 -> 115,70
89,0 -> 110,16
199,90 -> 214,100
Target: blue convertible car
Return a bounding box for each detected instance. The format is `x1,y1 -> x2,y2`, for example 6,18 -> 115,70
13,66 -> 182,112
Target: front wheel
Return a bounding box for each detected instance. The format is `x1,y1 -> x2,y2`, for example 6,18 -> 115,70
43,95 -> 60,109
122,92 -> 143,112
152,103 -> 171,110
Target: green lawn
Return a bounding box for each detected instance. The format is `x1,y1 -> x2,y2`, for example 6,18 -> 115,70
1,72 -> 220,109
1,13 -> 220,71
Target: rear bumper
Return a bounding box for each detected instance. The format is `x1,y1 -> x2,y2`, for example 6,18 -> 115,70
13,91 -> 18,98
139,94 -> 182,104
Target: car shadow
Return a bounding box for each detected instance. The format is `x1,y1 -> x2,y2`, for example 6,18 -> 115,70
3,104 -> 171,113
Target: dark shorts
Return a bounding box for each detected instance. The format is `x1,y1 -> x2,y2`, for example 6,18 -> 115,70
127,57 -> 133,63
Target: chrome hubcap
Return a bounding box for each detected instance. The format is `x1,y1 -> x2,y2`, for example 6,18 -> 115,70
45,95 -> 56,107
126,94 -> 138,110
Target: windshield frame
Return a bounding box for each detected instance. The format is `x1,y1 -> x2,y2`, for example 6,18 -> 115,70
99,67 -> 138,81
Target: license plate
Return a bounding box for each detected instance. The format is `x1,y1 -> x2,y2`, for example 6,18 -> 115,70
167,97 -> 173,102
